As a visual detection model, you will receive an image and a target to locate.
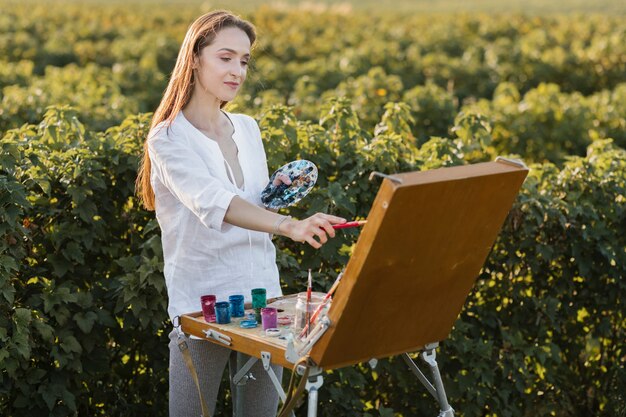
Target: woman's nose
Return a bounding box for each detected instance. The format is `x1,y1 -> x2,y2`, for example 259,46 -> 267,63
230,62 -> 246,77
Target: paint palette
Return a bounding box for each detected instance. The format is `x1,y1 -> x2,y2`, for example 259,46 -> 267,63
261,160 -> 318,209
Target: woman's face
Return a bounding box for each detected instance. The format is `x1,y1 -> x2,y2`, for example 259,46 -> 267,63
193,26 -> 251,103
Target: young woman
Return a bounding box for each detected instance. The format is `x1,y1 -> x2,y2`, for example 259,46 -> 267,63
135,10 -> 345,417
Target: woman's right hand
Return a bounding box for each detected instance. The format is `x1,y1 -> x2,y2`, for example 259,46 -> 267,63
279,213 -> 346,249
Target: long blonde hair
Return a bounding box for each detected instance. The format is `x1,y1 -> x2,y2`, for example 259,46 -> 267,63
136,10 -> 256,210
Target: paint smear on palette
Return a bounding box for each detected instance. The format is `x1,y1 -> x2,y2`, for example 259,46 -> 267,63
261,160 -> 318,209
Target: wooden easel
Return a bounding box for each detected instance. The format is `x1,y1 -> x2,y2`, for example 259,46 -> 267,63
180,158 -> 529,417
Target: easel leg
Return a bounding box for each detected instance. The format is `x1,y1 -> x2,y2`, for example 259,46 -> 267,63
403,343 -> 454,417
260,352 -> 288,404
232,352 -> 290,416
421,345 -> 454,417
305,371 -> 323,417
259,351 -> 295,417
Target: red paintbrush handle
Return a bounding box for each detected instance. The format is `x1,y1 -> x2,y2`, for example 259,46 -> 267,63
332,220 -> 367,229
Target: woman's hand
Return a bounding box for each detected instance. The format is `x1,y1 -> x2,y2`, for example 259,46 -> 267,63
278,213 -> 346,249
273,173 -> 292,187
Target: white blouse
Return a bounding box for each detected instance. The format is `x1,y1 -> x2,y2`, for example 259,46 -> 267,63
148,111 -> 282,322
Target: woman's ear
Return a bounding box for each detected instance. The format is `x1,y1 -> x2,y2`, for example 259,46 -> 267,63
192,53 -> 199,70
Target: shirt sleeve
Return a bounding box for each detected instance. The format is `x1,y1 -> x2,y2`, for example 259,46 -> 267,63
148,128 -> 236,231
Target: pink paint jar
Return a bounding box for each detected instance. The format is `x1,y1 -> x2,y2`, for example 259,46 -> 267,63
261,307 -> 277,330
200,294 -> 217,323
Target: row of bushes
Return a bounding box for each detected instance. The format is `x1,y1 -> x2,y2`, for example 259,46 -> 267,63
1,100 -> 624,416
2,60 -> 624,166
5,5 -> 625,96
2,4 -> 625,132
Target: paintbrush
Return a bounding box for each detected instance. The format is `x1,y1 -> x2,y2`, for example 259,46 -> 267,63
305,269 -> 312,337
299,270 -> 344,339
332,220 -> 367,229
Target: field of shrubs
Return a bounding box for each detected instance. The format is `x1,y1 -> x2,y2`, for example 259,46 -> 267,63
1,1 -> 624,416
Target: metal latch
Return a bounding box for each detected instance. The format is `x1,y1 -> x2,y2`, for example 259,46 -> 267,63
202,328 -> 232,346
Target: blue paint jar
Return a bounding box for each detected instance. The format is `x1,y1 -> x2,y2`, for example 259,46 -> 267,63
215,302 -> 231,324
228,295 -> 245,318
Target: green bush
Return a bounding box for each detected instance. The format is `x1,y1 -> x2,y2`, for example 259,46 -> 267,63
0,64 -> 139,133
3,4 -> 626,136
1,3 -> 625,415
464,82 -> 626,164
402,82 -> 458,145
2,101 -> 624,416
1,107 -> 167,416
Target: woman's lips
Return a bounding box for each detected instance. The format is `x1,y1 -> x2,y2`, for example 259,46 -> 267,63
225,82 -> 239,89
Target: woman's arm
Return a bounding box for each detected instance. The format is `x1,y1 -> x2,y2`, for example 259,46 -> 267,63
224,196 -> 345,249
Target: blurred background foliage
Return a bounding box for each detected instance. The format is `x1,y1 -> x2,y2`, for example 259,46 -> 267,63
1,0 -> 624,416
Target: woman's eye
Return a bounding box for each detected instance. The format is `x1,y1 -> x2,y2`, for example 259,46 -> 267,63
220,57 -> 231,62
241,61 -> 249,66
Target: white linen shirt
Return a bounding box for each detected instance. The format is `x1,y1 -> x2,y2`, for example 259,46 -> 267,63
148,110 -> 282,322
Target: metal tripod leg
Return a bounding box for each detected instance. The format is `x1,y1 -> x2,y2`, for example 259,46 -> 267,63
402,353 -> 437,398
403,343 -> 454,417
231,351 -> 293,417
260,352 -> 289,405
305,370 -> 323,417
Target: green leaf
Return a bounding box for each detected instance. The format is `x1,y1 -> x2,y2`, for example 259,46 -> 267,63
73,311 -> 97,334
41,387 -> 58,410
379,407 -> 395,417
14,308 -> 32,328
48,254 -> 72,278
60,335 -> 82,354
1,285 -> 15,304
34,320 -> 54,342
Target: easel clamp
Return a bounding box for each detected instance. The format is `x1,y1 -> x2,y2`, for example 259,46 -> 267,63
202,328 -> 232,346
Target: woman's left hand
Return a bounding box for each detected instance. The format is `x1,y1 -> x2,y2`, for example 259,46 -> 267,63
273,173 -> 292,187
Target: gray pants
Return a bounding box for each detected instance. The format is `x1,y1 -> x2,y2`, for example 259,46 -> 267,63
168,330 -> 283,417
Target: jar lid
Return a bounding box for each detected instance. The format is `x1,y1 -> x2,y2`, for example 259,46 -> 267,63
265,328 -> 281,337
239,319 -> 258,328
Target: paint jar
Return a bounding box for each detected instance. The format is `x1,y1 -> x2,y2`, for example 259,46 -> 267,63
228,295 -> 245,318
200,294 -> 217,323
251,288 -> 267,321
294,292 -> 328,337
215,302 -> 231,324
261,307 -> 277,330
